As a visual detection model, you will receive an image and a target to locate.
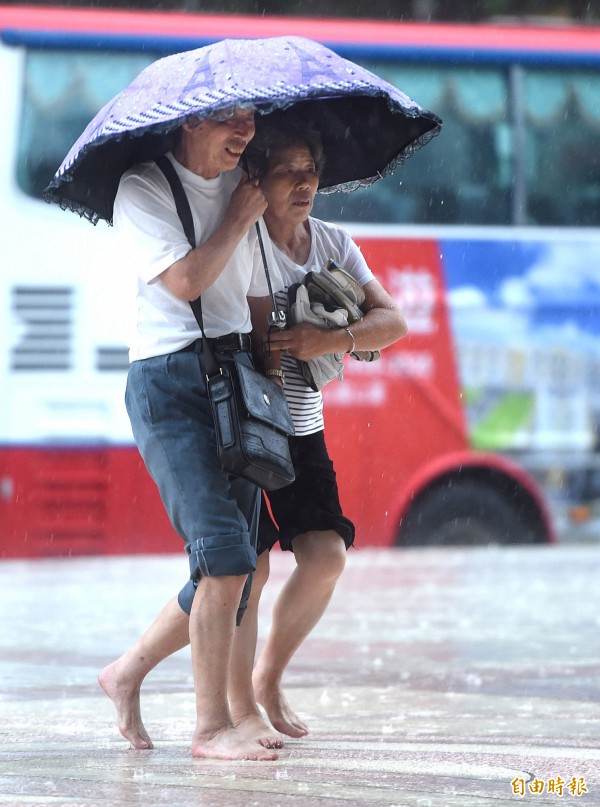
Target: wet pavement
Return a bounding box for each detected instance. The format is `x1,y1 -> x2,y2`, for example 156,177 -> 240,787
1,545 -> 599,806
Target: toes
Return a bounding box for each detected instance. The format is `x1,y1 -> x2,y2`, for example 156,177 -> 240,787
262,737 -> 284,749
121,728 -> 154,750
255,731 -> 284,749
129,741 -> 153,750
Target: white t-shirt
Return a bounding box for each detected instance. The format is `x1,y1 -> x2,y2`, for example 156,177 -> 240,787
271,217 -> 375,436
113,154 -> 271,361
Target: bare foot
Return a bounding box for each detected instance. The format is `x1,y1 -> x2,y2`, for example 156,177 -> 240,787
98,663 -> 153,750
233,713 -> 284,749
253,677 -> 309,738
191,726 -> 279,760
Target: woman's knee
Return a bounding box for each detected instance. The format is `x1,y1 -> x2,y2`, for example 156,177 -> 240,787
294,530 -> 347,578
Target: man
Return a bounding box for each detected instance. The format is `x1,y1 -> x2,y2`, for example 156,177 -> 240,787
99,107 -> 281,761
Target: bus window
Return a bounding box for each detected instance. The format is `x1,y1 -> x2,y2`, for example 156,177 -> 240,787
314,61 -> 600,229
315,64 -> 513,226
524,68 -> 600,226
18,48 -> 600,229
16,49 -> 155,199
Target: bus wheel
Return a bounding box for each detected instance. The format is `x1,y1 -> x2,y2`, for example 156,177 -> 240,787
396,477 -> 543,547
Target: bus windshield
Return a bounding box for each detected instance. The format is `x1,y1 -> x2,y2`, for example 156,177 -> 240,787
17,48 -> 600,227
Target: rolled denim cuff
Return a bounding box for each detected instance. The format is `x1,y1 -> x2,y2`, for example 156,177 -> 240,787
177,580 -> 196,615
186,532 -> 257,580
177,532 -> 256,622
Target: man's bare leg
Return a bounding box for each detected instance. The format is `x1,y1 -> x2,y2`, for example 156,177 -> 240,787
98,596 -> 190,749
190,573 -> 278,761
252,531 -> 346,737
228,552 -> 283,749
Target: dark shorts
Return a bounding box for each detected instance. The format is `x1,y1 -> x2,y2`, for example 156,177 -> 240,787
258,429 -> 355,554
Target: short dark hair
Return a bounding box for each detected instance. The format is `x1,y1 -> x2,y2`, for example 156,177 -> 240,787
245,118 -> 325,180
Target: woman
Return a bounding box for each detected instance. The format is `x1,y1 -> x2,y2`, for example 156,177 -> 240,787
229,121 -> 408,741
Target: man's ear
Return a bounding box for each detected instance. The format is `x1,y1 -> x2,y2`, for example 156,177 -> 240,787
183,115 -> 202,132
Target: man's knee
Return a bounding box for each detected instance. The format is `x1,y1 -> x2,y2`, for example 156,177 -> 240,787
178,533 -> 257,620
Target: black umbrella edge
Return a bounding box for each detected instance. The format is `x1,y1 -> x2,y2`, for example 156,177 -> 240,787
320,112 -> 442,195
43,90 -> 442,224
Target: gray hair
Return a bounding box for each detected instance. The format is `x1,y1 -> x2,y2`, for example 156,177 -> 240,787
245,119 -> 325,180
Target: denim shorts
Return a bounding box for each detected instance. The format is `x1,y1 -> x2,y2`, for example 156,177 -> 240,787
258,429 -> 355,554
125,347 -> 260,618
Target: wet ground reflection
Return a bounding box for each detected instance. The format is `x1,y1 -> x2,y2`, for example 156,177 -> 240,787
1,546 -> 599,805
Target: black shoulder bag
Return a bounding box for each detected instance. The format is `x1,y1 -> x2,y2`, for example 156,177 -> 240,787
156,156 -> 295,491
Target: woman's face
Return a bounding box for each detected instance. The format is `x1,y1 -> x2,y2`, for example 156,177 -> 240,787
260,144 -> 320,224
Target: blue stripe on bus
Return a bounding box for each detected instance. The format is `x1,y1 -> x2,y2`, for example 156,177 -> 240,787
0,30 -> 208,53
3,28 -> 600,67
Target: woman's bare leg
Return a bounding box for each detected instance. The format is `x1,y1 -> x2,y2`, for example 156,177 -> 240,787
253,531 -> 346,737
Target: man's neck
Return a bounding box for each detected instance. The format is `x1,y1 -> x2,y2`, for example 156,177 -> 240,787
173,143 -> 220,180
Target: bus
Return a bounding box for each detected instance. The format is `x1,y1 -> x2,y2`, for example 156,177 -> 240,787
1,5 -> 600,558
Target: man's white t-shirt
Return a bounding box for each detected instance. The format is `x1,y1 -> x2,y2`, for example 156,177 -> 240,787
113,154 -> 271,361
271,217 -> 375,436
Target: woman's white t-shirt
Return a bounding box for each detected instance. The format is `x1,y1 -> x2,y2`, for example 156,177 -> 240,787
270,217 -> 374,436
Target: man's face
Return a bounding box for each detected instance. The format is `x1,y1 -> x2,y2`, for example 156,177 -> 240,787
187,108 -> 256,178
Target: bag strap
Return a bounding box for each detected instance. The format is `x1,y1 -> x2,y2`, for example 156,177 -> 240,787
156,155 -> 284,367
156,155 -> 195,250
240,155 -> 286,329
155,155 -> 221,377
255,222 -> 286,329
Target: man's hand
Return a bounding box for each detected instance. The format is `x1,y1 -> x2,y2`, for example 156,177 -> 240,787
163,174 -> 267,302
226,173 -> 267,231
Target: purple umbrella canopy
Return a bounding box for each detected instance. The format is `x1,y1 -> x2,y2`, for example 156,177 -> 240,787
44,35 -> 441,224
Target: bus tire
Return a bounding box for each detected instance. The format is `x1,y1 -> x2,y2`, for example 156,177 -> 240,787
397,477 -> 542,547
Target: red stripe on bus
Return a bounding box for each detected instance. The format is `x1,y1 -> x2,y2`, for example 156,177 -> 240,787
1,5 -> 599,53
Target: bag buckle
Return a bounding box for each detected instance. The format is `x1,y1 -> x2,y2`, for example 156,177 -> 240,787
206,368 -> 224,383
268,310 -> 287,329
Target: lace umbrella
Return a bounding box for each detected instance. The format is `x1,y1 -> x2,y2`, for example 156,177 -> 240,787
44,35 -> 441,224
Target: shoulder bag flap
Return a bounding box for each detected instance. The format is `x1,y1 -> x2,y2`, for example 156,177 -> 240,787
234,360 -> 295,436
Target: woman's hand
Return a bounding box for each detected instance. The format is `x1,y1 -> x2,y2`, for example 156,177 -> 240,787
266,323 -> 349,361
